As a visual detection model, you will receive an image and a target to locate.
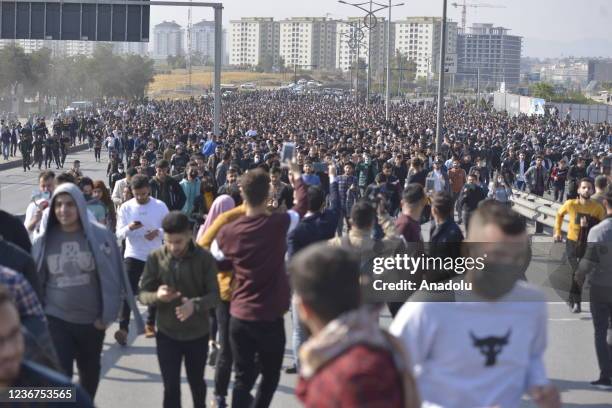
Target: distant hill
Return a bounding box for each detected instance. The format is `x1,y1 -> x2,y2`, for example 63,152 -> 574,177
524,37 -> 612,58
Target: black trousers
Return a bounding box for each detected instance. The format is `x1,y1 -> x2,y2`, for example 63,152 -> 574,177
214,301 -> 232,398
230,317 -> 285,408
47,315 -> 105,400
156,330 -> 209,408
590,288 -> 612,380
566,240 -> 582,304
120,257 -> 145,331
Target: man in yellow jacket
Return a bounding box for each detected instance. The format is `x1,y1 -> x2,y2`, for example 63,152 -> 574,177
554,177 -> 605,313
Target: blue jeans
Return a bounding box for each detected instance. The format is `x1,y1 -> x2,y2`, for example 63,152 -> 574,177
291,294 -> 308,369
515,180 -> 526,191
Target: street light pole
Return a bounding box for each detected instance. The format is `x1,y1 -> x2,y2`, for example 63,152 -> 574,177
385,1 -> 391,120
383,1 -> 403,119
435,0 -> 447,154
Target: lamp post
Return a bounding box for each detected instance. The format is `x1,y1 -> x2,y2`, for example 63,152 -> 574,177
338,0 -> 397,106
435,0 -> 448,154
341,21 -> 366,100
385,0 -> 404,121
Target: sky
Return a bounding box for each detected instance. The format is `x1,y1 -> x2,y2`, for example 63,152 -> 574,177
149,0 -> 612,57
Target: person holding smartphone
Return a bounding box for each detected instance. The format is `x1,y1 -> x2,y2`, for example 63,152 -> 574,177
115,174 -> 169,344
139,211 -> 219,408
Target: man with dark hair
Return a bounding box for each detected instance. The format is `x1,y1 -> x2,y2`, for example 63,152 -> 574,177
116,174 -> 169,343
217,167 -> 239,196
139,211 -> 219,408
24,170 -> 55,238
150,160 -> 186,212
591,175 -> 608,206
555,177 -> 605,312
290,244 -> 420,408
112,167 -> 138,208
336,161 -> 360,236
427,192 -> 464,282
457,172 -> 487,232
0,285 -> 94,407
575,187 -> 612,388
525,155 -> 549,197
211,165 -> 307,408
215,152 -> 231,188
396,183 -> 426,244
32,183 -> 141,400
285,164 -> 340,374
268,166 -> 293,212
391,201 -> 560,408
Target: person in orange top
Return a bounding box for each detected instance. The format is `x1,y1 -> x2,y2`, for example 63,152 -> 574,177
197,197 -> 246,408
448,158 -> 467,209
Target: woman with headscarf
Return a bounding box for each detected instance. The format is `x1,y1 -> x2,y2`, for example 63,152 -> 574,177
196,194 -> 246,408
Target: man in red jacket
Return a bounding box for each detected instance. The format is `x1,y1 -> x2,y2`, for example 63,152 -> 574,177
290,244 -> 419,408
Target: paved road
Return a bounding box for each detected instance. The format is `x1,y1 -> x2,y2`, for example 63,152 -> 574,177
0,151 -> 610,407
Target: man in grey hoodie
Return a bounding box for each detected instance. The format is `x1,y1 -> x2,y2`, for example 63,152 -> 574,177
31,183 -> 144,400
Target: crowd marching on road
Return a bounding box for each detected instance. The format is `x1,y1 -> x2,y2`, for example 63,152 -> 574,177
0,91 -> 611,408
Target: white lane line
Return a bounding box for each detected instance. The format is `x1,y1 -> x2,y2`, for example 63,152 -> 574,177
549,318 -> 590,321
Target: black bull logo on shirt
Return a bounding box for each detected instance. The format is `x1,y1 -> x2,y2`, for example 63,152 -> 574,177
470,329 -> 512,367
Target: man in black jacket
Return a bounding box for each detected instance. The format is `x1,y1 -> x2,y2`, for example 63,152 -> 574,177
0,209 -> 31,252
286,164 -> 340,374
150,160 -> 187,211
427,192 -> 464,283
457,173 -> 487,233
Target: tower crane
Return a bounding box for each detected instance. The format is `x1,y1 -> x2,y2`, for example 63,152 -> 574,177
450,1 -> 506,32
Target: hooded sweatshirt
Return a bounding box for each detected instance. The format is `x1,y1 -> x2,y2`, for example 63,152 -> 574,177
32,183 -> 144,332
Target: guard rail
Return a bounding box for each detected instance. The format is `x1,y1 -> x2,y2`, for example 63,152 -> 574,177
510,189 -> 568,234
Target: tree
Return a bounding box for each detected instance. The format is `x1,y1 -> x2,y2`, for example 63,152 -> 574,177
531,82 -> 555,100
121,55 -> 155,99
0,44 -> 33,111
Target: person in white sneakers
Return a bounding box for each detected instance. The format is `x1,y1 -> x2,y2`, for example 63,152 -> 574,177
115,174 -> 169,344
390,201 -> 561,408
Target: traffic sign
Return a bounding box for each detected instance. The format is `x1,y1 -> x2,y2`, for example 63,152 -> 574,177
444,53 -> 457,74
0,0 -> 149,42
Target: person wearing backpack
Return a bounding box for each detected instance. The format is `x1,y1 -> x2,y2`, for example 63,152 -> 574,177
328,199 -> 409,317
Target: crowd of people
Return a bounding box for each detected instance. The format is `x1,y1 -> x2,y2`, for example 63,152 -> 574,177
0,91 -> 611,408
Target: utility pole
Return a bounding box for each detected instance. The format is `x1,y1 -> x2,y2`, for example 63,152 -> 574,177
435,0 -> 448,154
213,4 -> 222,136
187,0 -> 192,90
385,1 -> 391,120
339,0 -> 401,107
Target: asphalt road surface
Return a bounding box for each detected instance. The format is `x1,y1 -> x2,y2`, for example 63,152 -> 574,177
0,148 -> 610,407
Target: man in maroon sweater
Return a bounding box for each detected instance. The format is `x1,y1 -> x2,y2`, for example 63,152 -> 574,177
290,244 -> 420,408
211,165 -> 307,408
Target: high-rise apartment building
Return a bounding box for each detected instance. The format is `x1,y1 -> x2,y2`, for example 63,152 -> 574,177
457,24 -> 522,89
335,17 -> 389,76
394,17 -> 457,80
153,20 -> 184,59
278,17 -> 336,70
193,19 -> 215,59
229,17 -> 279,67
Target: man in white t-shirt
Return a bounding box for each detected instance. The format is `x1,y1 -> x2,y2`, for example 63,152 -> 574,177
115,174 -> 169,345
390,201 -> 560,408
24,171 -> 55,239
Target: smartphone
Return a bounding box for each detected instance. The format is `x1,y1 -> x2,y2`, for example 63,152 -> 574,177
280,142 -> 296,164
